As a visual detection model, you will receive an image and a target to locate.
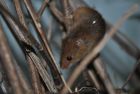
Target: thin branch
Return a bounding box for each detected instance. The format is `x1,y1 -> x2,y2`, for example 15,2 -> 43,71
8,1 -> 34,93
37,0 -> 50,19
48,1 -> 66,33
0,60 -> 13,94
61,0 -> 72,17
13,1 -> 43,93
108,24 -> 140,59
23,0 -> 70,90
0,24 -> 23,94
49,1 -> 65,23
13,0 -> 28,29
0,3 -> 57,92
0,2 -> 35,46
41,84 -> 46,94
14,61 -> 33,94
68,0 -> 88,11
27,54 -> 43,94
87,70 -> 102,90
61,0 -> 73,30
60,4 -> 139,94
94,58 -> 116,94
0,0 -> 9,12
23,0 -> 54,59
28,52 -> 57,93
47,21 -> 52,41
121,59 -> 140,89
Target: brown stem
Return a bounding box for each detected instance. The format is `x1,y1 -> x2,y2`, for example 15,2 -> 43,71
37,0 -> 50,19
27,52 -> 57,93
87,70 -> 102,90
113,31 -> 140,59
49,1 -> 65,23
94,58 -> 116,94
27,54 -> 43,94
0,3 -> 58,92
0,62 -> 13,93
23,0 -> 66,89
61,0 -> 73,30
121,59 -> 140,89
0,24 -> 23,94
13,0 -> 28,29
12,1 -> 34,93
61,0 -> 72,17
14,61 -> 33,94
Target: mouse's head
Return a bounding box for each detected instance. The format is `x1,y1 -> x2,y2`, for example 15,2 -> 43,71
60,31 -> 94,69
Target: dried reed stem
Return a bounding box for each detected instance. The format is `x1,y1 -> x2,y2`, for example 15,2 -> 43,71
13,0 -> 27,29
28,52 -> 57,93
87,70 -> 101,90
121,59 -> 140,89
108,25 -> 140,59
0,24 -> 23,94
27,55 -> 43,94
94,58 -> 116,94
0,2 -> 57,92
49,1 -> 65,23
23,0 -> 71,91
12,1 -> 35,93
37,0 -> 50,19
14,61 -> 33,94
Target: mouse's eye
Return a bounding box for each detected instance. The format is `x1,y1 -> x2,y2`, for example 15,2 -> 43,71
66,56 -> 73,61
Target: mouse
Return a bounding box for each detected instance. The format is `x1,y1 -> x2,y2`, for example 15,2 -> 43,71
60,7 -> 106,69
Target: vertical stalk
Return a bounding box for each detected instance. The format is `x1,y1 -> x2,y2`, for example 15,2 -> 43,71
0,24 -> 23,94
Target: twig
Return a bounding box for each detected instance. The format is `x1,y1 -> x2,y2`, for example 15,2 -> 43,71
87,70 -> 102,90
49,1 -> 65,23
23,0 -> 70,91
37,0 -> 50,19
0,58 -> 12,94
13,0 -> 27,29
0,3 -> 57,92
23,0 -> 56,65
14,61 -> 33,94
61,0 -> 72,17
0,0 -> 39,79
68,0 -> 88,11
0,0 -> 9,12
94,58 -> 116,94
0,2 -> 34,47
28,52 -> 57,93
10,1 -> 34,93
47,20 -> 53,41
60,4 -> 139,94
61,0 -> 73,30
0,24 -> 23,94
121,59 -> 140,89
48,1 -> 66,33
27,54 -> 43,94
41,84 -> 46,94
107,24 -> 140,59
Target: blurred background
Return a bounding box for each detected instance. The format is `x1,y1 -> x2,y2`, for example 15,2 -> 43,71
1,0 -> 140,93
